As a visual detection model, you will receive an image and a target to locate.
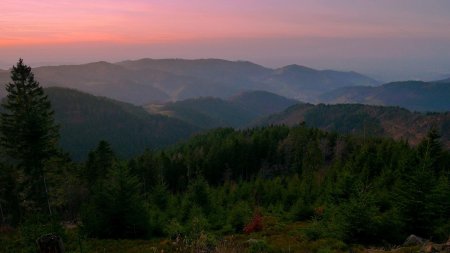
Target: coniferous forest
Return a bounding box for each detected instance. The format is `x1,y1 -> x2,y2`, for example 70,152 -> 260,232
1,60 -> 450,253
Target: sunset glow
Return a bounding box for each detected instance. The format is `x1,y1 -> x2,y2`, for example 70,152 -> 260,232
1,0 -> 450,80
3,0 -> 450,46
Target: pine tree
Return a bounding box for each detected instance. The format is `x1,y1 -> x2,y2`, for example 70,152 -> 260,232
1,59 -> 59,214
82,164 -> 149,239
417,127 -> 443,173
84,140 -> 116,188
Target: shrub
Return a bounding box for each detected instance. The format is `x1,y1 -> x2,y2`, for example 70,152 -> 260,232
244,211 -> 263,234
165,219 -> 183,239
228,201 -> 252,232
248,238 -> 270,253
290,199 -> 315,221
19,214 -> 65,253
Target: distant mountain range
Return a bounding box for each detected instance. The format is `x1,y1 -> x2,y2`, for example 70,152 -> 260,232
118,59 -> 379,103
45,87 -> 198,160
0,59 -> 379,105
146,90 -> 299,129
1,59 -> 449,112
436,77 -> 450,83
263,64 -> 379,102
257,103 -> 450,148
320,80 -> 450,112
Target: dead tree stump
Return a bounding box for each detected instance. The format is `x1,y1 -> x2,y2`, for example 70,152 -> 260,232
36,233 -> 65,253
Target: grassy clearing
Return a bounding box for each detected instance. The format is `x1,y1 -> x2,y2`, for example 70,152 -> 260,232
1,217 -> 418,253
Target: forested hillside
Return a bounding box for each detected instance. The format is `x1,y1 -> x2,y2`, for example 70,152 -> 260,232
147,97 -> 256,129
2,125 -> 449,252
46,87 -> 199,160
228,90 -> 300,117
1,61 -> 449,253
258,103 -> 450,148
146,90 -> 299,129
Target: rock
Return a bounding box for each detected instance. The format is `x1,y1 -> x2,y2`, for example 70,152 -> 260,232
443,237 -> 450,253
36,233 -> 65,253
404,234 -> 426,246
421,243 -> 439,253
246,238 -> 260,244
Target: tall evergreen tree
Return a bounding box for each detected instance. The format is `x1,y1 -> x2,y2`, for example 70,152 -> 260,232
1,59 -> 59,214
82,164 -> 149,239
84,140 -> 116,188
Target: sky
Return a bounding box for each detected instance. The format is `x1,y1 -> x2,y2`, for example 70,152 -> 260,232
1,0 -> 450,81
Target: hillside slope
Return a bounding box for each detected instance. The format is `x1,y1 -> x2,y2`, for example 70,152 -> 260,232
148,97 -> 256,129
320,80 -> 450,112
146,90 -> 299,129
46,87 -> 198,160
36,62 -> 170,104
259,103 -> 450,148
229,90 -> 300,117
259,64 -> 379,102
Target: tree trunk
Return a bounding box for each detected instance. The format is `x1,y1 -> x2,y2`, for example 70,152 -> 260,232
0,200 -> 4,224
43,174 -> 52,216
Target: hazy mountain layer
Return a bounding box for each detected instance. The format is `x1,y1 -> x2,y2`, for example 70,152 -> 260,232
0,59 -> 379,104
118,59 -> 379,103
319,80 -> 450,112
260,64 -> 379,102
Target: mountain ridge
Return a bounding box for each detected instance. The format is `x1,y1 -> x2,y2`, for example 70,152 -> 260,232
320,80 -> 450,112
0,58 -> 379,105
146,90 -> 299,129
258,103 -> 450,148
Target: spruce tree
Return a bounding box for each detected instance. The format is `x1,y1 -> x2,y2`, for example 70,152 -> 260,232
82,164 -> 149,239
85,140 -> 116,188
1,59 -> 59,214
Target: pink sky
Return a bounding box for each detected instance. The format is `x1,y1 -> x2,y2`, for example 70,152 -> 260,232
1,0 -> 450,80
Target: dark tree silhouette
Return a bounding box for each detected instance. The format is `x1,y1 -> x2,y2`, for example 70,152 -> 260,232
1,59 -> 59,215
